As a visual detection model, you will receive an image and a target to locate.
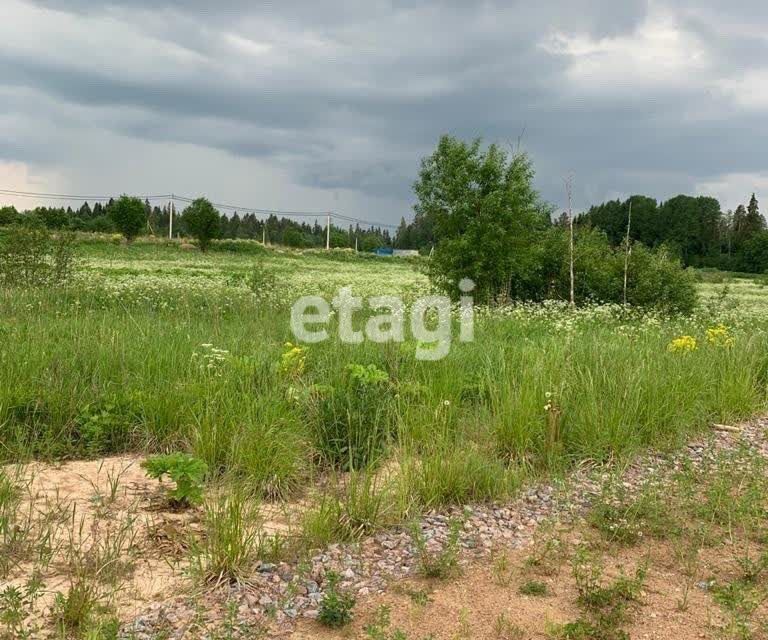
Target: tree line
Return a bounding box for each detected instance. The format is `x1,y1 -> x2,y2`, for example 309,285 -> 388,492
578,193 -> 767,273
409,135 -> 699,312
0,198 -> 392,251
394,189 -> 768,274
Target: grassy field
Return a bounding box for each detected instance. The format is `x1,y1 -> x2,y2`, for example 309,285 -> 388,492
2,237 -> 768,636
2,239 -> 768,492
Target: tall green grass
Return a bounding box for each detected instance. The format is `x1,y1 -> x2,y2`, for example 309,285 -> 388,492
1,240 -> 767,533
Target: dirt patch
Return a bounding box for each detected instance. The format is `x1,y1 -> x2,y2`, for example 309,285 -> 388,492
1,454 -> 304,632
292,538 -> 740,640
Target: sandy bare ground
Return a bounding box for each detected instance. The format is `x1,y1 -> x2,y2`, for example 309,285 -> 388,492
4,419 -> 768,638
293,538 -> 744,640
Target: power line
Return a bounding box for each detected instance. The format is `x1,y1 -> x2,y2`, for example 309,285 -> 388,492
0,188 -> 170,201
172,194 -> 329,219
0,187 -> 401,229
333,212 -> 399,229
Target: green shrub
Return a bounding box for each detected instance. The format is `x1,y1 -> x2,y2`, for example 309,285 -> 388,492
74,402 -> 137,457
210,239 -> 268,255
245,261 -> 278,300
318,571 -> 355,628
0,225 -> 76,288
141,453 -> 208,508
541,227 -> 697,313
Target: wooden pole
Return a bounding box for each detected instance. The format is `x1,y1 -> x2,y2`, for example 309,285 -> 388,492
566,176 -> 575,306
623,200 -> 633,305
168,196 -> 173,240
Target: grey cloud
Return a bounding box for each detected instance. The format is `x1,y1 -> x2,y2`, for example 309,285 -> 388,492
2,0 -> 768,220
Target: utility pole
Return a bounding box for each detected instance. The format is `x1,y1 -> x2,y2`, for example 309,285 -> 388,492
623,200 -> 633,306
262,223 -> 266,245
326,212 -> 331,250
565,176 -> 575,307
168,194 -> 174,240
355,235 -> 358,253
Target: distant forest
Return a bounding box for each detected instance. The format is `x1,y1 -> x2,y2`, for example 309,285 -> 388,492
0,199 -> 393,251
577,193 -> 767,273
2,191 -> 767,272
395,192 -> 768,273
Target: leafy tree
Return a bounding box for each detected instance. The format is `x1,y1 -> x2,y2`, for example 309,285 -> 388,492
110,195 -> 147,241
741,230 -> 768,273
541,226 -> 696,312
0,206 -> 18,226
414,135 -> 551,302
181,197 -> 221,251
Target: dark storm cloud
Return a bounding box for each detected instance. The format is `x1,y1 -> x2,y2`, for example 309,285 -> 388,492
2,0 -> 768,219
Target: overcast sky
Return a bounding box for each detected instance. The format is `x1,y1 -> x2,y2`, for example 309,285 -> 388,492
1,0 -> 767,225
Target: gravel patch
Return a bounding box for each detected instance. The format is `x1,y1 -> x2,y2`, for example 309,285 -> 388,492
122,417 -> 768,638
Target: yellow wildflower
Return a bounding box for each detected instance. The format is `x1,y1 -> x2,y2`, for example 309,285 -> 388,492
706,324 -> 734,348
279,342 -> 306,377
668,335 -> 698,353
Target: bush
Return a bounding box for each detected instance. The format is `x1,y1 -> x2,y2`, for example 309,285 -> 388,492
142,453 -> 208,508
541,226 -> 697,313
0,206 -> 18,226
245,261 -> 278,301
318,571 -> 355,628
414,136 -> 696,312
73,401 -> 138,457
109,195 -> 147,242
0,225 -> 76,288
181,198 -> 221,251
210,239 -> 268,255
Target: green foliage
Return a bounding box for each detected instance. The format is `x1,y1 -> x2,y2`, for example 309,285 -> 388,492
407,444 -> 516,508
0,580 -> 42,640
555,547 -> 646,640
582,192 -> 768,272
0,469 -> 29,579
245,261 -> 278,302
141,453 -> 208,507
414,136 -> 694,311
74,401 -> 136,457
0,206 -> 18,227
519,580 -> 548,596
589,478 -> 678,545
318,571 -> 355,628
305,364 -> 393,470
181,197 -> 222,251
301,471 -> 406,547
109,195 -> 147,242
51,579 -> 100,637
192,487 -> 261,585
364,605 -> 417,640
542,226 -> 697,313
0,225 -> 75,288
414,135 -> 551,302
